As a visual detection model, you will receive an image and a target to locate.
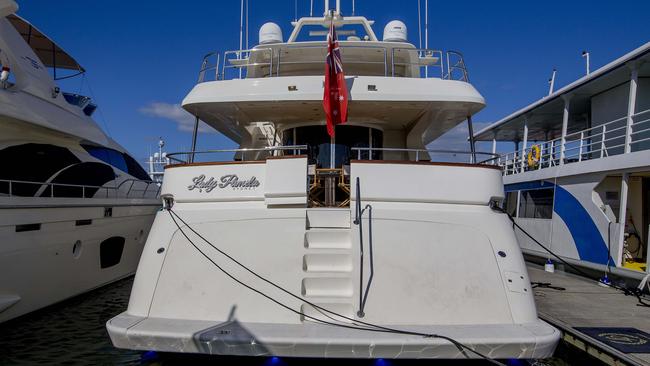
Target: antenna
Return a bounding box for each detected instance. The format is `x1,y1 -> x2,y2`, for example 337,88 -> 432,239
294,0 -> 297,21
417,0 -> 422,50
582,50 -> 590,75
245,0 -> 249,49
310,0 -> 314,16
324,0 -> 329,16
336,0 -> 341,15
548,68 -> 557,96
352,0 -> 355,15
239,0 -> 244,77
425,0 -> 428,77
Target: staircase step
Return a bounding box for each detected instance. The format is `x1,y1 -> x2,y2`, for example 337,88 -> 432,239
303,254 -> 353,273
300,302 -> 355,323
301,278 -> 353,298
304,229 -> 351,249
306,208 -> 351,229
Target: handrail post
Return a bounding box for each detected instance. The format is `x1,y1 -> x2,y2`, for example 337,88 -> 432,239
578,131 -> 584,161
601,125 -> 606,158
391,48 -> 395,77
8,180 -> 11,197
415,150 -> 419,161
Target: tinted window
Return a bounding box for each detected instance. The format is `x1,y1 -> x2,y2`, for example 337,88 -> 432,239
81,144 -> 127,173
0,143 -> 80,196
519,189 -> 554,219
40,162 -> 116,198
123,153 -> 151,181
82,144 -> 150,181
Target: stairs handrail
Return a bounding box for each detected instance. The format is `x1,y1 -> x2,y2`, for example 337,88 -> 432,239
353,177 -> 374,317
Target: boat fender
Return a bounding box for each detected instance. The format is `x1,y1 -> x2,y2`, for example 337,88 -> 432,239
527,145 -> 541,168
544,258 -> 554,273
0,66 -> 9,83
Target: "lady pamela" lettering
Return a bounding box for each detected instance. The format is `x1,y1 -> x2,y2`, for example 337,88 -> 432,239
188,174 -> 260,192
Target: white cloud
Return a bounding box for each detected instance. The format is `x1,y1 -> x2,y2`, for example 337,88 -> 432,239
139,102 -> 215,133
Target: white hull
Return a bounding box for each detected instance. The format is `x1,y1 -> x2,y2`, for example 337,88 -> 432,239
108,158 -> 559,359
0,202 -> 158,322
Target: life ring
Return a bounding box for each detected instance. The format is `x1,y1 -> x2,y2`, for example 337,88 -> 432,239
527,145 -> 541,168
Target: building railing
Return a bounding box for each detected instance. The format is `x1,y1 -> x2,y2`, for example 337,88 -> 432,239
0,178 -> 161,199
197,45 -> 469,82
499,108 -> 650,176
352,147 -> 499,164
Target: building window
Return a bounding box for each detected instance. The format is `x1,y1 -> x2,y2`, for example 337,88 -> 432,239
518,188 -> 554,219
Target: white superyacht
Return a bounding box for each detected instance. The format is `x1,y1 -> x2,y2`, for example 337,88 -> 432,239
0,1 -> 160,323
108,2 -> 559,360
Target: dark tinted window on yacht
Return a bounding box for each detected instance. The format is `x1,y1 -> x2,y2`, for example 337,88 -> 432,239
518,188 -> 554,219
82,144 -> 128,172
0,143 -> 81,196
123,153 -> 152,181
40,162 -> 116,198
504,191 -> 518,217
81,144 -> 151,181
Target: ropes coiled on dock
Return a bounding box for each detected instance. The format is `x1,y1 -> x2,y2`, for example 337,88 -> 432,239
165,208 -> 506,365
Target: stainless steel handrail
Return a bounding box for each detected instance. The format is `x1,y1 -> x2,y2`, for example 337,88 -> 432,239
1,178 -> 160,199
352,177 -> 374,318
197,45 -> 470,82
351,147 -> 499,163
166,145 -> 309,164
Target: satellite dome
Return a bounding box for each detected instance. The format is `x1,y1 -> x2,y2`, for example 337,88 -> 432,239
383,20 -> 407,42
259,22 -> 283,45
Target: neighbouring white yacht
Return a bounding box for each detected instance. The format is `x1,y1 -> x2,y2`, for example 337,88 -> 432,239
108,2 -> 559,360
0,1 -> 160,323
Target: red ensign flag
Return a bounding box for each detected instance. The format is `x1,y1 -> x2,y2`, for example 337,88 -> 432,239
323,21 -> 348,137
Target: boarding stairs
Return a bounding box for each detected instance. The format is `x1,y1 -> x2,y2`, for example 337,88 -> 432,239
301,208 -> 354,323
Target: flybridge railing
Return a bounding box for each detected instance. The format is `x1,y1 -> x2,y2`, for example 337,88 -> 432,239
499,108 -> 650,176
0,178 -> 161,199
196,45 -> 469,82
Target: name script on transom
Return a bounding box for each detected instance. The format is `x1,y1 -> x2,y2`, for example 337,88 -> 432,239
188,174 -> 260,192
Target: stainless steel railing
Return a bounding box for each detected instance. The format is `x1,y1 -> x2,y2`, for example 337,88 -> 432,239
351,147 -> 499,164
499,108 -> 650,176
0,178 -> 161,199
196,45 -> 470,82
166,145 -> 309,164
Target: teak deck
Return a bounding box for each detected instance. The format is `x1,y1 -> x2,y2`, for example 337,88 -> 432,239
528,264 -> 650,366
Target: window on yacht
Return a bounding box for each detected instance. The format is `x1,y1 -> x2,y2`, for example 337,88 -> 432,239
504,191 -> 518,217
81,144 -> 151,181
40,162 -> 116,198
0,143 -> 81,196
282,125 -> 382,168
518,189 -> 554,219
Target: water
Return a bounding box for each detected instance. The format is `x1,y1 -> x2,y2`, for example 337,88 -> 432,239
0,278 -> 594,365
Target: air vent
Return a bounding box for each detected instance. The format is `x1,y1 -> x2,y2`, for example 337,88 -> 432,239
75,219 -> 92,226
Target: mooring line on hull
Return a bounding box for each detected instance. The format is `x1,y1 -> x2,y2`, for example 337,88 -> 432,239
166,209 -> 505,365
493,205 -> 650,308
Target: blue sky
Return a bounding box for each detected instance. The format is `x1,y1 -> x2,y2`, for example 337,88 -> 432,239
17,0 -> 650,163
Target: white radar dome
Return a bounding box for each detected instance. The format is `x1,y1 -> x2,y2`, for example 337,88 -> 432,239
382,20 -> 407,42
259,22 -> 283,45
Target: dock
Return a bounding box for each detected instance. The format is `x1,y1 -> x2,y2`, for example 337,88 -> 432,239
528,264 -> 650,366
